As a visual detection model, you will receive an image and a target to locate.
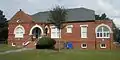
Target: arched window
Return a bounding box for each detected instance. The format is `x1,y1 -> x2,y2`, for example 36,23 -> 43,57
96,24 -> 112,38
45,26 -> 49,35
14,25 -> 25,38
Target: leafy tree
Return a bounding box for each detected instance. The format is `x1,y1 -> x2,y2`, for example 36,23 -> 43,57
95,13 -> 110,20
48,5 -> 67,51
114,27 -> 120,43
95,15 -> 101,20
112,21 -> 120,43
100,13 -> 107,20
0,10 -> 8,44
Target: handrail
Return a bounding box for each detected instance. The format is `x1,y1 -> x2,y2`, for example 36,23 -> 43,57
22,36 -> 32,47
22,35 -> 39,47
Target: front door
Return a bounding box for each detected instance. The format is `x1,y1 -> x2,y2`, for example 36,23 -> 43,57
32,27 -> 41,38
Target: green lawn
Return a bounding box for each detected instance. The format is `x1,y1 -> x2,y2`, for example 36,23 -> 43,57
0,44 -> 18,52
0,49 -> 120,60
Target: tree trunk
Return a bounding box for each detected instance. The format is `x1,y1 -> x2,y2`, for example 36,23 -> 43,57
58,29 -> 60,52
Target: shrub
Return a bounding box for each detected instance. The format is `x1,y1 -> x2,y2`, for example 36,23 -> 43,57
36,37 -> 56,49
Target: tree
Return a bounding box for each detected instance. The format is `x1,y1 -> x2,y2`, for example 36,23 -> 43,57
114,27 -> 120,43
0,10 -> 8,44
48,5 -> 67,51
95,15 -> 101,20
100,13 -> 106,20
95,13 -> 110,20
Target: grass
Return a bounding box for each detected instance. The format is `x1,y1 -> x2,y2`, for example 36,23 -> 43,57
0,49 -> 120,60
0,44 -> 18,52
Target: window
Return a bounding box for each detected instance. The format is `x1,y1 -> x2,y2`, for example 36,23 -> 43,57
80,25 -> 88,38
66,25 -> 73,33
81,43 -> 87,48
100,44 -> 106,48
15,27 -> 24,38
14,25 -> 25,38
51,26 -> 61,38
12,43 -> 16,46
96,26 -> 110,38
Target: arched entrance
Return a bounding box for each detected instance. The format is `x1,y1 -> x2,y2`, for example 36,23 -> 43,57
32,27 -> 41,38
29,24 -> 44,39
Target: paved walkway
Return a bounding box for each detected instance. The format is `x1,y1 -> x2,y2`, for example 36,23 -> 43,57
0,48 -> 34,54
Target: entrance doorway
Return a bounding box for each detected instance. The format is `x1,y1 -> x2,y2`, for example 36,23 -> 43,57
32,27 -> 41,38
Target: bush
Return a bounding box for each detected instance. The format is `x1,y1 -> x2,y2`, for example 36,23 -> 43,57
36,37 -> 56,49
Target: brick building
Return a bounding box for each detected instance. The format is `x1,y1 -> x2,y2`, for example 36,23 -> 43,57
8,8 -> 115,49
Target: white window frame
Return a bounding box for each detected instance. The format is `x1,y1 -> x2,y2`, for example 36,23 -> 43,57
96,27 -> 110,38
45,26 -> 49,33
50,26 -> 61,38
14,25 -> 25,38
95,24 -> 112,38
66,25 -> 73,33
81,43 -> 87,48
29,24 -> 44,36
12,43 -> 16,46
100,44 -> 106,48
80,25 -> 88,38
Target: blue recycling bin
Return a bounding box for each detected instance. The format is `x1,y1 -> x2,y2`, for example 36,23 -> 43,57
65,42 -> 73,49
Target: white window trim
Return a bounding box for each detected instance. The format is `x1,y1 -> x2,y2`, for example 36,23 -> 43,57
45,26 -> 49,33
15,34 -> 24,38
14,25 -> 25,38
95,24 -> 111,38
81,43 -> 87,48
12,43 -> 16,46
96,37 -> 110,38
80,25 -> 88,27
80,25 -> 88,38
29,24 -> 43,38
66,25 -> 73,33
50,26 -> 61,38
100,44 -> 106,48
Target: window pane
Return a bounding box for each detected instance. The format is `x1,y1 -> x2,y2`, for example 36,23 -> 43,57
103,33 -> 106,37
97,33 -> 99,37
83,44 -> 86,47
96,26 -> 110,38
81,43 -> 87,48
101,44 -> 105,47
51,27 -> 60,38
81,26 -> 87,38
97,27 -> 102,32
100,33 -> 102,37
107,33 -> 110,37
15,27 -> 24,38
67,27 -> 72,33
103,26 -> 109,31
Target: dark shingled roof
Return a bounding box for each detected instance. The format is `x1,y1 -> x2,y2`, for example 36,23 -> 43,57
31,7 -> 95,22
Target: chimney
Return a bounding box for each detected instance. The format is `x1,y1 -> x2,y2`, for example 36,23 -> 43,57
20,9 -> 22,11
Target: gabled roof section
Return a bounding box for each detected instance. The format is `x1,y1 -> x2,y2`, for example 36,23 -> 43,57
9,9 -> 33,23
32,7 -> 95,23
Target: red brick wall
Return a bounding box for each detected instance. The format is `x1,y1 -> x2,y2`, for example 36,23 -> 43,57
8,22 -> 46,47
8,20 -> 114,49
8,10 -> 114,49
50,20 -> 113,50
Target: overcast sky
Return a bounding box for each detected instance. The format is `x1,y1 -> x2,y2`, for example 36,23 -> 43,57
0,0 -> 120,26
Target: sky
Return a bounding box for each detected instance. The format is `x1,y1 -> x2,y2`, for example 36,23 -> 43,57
0,0 -> 120,27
